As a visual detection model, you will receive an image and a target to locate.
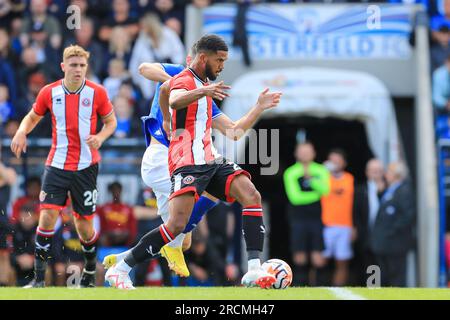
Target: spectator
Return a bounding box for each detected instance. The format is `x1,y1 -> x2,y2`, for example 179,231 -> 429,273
321,149 -> 355,286
0,0 -> 14,29
352,158 -> 386,286
98,0 -> 139,43
102,26 -> 132,79
16,46 -> 48,98
0,49 -> 17,110
205,202 -> 241,286
430,0 -> 450,71
2,119 -> 19,139
150,0 -> 186,37
64,17 -> 104,79
16,72 -> 52,137
8,15 -> 25,56
432,53 -> 450,114
0,84 -> 13,125
103,58 -> 130,101
283,141 -> 330,286
10,205 -> 38,286
129,13 -> 185,100
185,229 -> 224,286
19,0 -> 62,50
112,95 -> 138,138
11,176 -> 41,225
25,20 -> 61,81
97,182 -> 137,247
0,155 -> 17,286
117,80 -> 147,118
0,27 -> 20,68
370,161 -> 415,287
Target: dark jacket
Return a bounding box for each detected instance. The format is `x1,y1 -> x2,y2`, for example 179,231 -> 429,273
353,183 -> 370,253
370,181 -> 415,255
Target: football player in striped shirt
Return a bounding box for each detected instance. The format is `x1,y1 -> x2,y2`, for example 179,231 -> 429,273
106,35 -> 282,289
102,54 -> 223,279
11,45 -> 117,287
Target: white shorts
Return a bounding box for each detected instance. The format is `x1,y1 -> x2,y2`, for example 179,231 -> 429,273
322,226 -> 353,261
141,144 -> 171,223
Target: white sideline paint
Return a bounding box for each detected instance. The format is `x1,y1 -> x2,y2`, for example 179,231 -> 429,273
327,287 -> 367,300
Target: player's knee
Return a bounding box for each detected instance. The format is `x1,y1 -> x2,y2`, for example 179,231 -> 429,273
311,252 -> 326,268
293,252 -> 307,265
243,187 -> 261,207
39,210 -> 59,229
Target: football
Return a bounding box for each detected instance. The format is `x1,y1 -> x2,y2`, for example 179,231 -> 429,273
261,259 -> 293,289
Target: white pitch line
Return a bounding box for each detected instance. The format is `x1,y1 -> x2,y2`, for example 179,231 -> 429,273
327,287 -> 367,300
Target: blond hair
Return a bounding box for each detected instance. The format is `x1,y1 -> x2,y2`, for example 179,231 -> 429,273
63,44 -> 90,62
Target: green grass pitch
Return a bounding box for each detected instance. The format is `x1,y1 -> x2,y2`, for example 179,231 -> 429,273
0,287 -> 449,300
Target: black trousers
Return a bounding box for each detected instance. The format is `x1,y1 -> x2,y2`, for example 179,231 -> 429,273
375,253 -> 407,287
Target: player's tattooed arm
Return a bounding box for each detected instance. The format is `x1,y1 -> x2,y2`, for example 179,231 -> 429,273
169,81 -> 231,110
10,110 -> 43,158
138,63 -> 171,83
212,88 -> 282,141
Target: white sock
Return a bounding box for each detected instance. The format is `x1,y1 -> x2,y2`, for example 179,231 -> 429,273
248,258 -> 261,271
167,233 -> 185,248
115,249 -> 132,262
115,259 -> 132,274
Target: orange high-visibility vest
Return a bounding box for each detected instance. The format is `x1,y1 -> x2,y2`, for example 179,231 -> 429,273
321,172 -> 354,227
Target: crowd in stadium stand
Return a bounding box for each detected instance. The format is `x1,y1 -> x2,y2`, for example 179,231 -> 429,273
0,0 -> 446,287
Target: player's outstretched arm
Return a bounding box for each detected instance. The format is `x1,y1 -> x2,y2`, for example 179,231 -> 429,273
10,110 -> 43,158
212,88 -> 282,141
138,63 -> 171,83
169,81 -> 231,110
86,112 -> 117,150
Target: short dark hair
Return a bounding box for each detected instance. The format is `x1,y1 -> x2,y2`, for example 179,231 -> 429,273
329,148 -> 347,162
26,176 -> 41,187
194,34 -> 228,54
108,181 -> 122,192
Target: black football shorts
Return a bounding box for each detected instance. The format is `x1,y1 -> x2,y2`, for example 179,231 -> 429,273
40,164 -> 98,219
170,158 -> 251,203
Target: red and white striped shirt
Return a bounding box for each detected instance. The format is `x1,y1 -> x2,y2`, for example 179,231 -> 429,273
168,69 -> 220,174
32,79 -> 113,171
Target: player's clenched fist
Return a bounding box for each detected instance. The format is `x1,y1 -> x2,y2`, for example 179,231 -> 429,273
86,135 -> 104,150
255,88 -> 282,111
10,131 -> 27,159
203,81 -> 231,101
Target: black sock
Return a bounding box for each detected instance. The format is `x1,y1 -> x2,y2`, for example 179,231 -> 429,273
293,264 -> 309,287
34,228 -> 55,282
80,231 -> 99,273
315,265 -> 331,287
242,205 -> 265,252
125,225 -> 174,268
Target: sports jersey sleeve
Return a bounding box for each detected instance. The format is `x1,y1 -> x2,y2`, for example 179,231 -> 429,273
170,73 -> 193,92
32,86 -> 49,116
97,86 -> 114,117
212,101 -> 222,119
161,63 -> 184,77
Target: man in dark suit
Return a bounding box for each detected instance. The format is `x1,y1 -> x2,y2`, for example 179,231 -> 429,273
370,162 -> 415,287
352,158 -> 386,286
